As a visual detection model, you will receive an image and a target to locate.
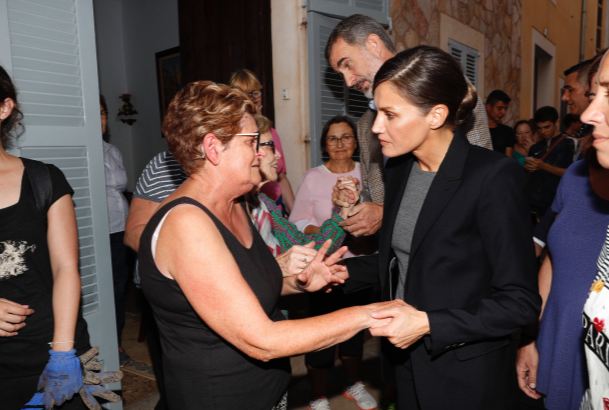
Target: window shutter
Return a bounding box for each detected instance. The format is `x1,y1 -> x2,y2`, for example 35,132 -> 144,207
448,39 -> 479,88
307,12 -> 375,165
308,0 -> 388,23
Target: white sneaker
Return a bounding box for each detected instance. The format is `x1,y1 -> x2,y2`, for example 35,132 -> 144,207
309,397 -> 331,410
343,381 -> 378,410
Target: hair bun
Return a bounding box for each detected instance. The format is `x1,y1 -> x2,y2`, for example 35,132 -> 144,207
454,81 -> 477,126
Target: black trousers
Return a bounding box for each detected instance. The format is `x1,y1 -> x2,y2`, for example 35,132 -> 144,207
110,231 -> 130,346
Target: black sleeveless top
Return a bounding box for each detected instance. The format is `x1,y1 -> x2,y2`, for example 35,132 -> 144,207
139,197 -> 290,409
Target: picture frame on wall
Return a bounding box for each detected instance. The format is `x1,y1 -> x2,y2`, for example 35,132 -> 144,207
155,46 -> 181,135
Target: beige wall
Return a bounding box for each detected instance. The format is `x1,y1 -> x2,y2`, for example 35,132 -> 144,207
390,0 -> 521,124
520,0 -> 601,118
270,0 -> 310,188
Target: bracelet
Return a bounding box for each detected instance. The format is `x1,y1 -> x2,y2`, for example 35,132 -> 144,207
48,340 -> 74,347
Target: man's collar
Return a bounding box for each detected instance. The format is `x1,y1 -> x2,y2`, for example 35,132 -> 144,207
368,99 -> 377,111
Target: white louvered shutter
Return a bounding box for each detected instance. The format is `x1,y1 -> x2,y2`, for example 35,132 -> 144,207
0,0 -> 121,403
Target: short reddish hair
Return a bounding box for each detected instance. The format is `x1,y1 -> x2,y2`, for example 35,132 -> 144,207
162,81 -> 255,175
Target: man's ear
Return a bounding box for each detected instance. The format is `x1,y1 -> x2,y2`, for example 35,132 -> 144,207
364,33 -> 384,57
0,98 -> 15,121
426,104 -> 449,130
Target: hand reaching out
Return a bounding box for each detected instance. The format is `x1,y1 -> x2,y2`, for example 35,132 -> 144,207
296,240 -> 349,292
276,243 -> 319,277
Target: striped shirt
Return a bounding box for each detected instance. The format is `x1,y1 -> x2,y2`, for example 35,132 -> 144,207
134,151 -> 186,203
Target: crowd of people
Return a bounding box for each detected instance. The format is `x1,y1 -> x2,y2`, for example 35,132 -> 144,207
1,12 -> 609,410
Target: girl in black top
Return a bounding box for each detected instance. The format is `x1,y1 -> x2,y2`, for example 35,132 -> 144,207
0,65 -> 92,409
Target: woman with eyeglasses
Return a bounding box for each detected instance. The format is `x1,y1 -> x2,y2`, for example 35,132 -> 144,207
138,81 -> 400,410
288,116 -> 377,410
248,115 -> 349,261
230,69 -> 296,214
290,116 -> 360,240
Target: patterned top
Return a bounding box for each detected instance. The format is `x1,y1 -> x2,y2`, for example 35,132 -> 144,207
582,225 -> 609,410
252,193 -> 345,256
134,151 -> 186,203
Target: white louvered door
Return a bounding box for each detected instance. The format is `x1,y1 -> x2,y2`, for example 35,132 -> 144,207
0,1 -> 121,406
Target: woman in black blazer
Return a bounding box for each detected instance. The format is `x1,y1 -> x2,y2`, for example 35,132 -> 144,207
341,46 -> 541,409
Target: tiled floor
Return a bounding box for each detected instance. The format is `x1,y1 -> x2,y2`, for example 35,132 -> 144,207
120,302 -> 386,410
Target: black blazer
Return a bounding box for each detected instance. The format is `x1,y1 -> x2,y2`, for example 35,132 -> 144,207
346,134 -> 541,409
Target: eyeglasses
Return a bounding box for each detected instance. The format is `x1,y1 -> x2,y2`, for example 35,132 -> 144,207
235,132 -> 261,151
327,134 -> 355,146
259,140 -> 275,154
248,90 -> 262,99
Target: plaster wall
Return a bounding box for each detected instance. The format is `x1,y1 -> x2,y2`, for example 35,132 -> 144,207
520,0 -> 601,118
270,0 -> 310,188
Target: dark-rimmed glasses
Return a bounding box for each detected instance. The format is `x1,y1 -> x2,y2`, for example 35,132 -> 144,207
327,134 -> 355,146
258,140 -> 275,154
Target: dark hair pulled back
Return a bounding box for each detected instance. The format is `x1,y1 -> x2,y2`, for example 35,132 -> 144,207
0,65 -> 24,149
373,46 -> 477,127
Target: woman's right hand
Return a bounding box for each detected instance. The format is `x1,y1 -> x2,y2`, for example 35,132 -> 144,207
0,298 -> 34,336
516,341 -> 542,399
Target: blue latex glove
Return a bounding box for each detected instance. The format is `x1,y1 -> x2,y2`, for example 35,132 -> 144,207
22,392 -> 44,409
37,349 -> 83,409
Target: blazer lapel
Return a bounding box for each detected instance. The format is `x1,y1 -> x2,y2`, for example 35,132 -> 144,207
379,153 -> 414,293
410,133 -> 470,258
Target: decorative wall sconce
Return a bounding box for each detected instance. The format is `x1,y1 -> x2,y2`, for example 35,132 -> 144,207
117,93 -> 138,125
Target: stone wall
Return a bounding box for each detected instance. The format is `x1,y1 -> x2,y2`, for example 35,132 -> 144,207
390,0 -> 522,124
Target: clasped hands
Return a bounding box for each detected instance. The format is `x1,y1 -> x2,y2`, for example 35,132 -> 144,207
366,299 -> 431,349
332,176 -> 383,237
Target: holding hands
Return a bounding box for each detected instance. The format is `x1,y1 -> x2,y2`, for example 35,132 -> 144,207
0,297 -> 34,336
369,299 -> 431,349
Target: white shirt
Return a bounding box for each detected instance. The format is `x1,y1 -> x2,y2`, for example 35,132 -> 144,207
103,141 -> 129,233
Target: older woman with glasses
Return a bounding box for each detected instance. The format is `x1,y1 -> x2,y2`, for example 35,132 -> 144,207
139,81 -> 399,410
230,69 -> 295,213
249,115 -> 348,261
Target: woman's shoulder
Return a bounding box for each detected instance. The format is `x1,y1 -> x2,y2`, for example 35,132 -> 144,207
465,145 -> 524,181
